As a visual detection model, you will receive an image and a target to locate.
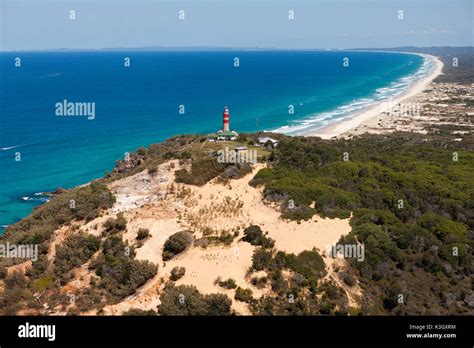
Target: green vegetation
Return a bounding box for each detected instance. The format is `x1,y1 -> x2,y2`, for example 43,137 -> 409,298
203,231 -> 237,246
162,231 -> 194,261
252,248 -> 273,271
250,276 -> 267,289
341,272 -> 356,287
0,182 -> 117,314
53,232 -> 100,283
136,228 -> 150,240
175,158 -> 227,186
170,266 -> 186,281
1,182 -> 114,262
122,308 -> 157,316
102,213 -> 127,235
242,225 -> 275,248
234,287 -> 253,303
215,277 -> 237,289
0,271 -> 35,315
157,283 -> 232,315
1,130 -> 472,316
253,133 -> 473,314
248,245 -> 331,314
283,250 -> 326,290
90,235 -> 158,303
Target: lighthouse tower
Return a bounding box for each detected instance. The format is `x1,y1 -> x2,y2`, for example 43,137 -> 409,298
210,105 -> 238,141
223,106 -> 230,132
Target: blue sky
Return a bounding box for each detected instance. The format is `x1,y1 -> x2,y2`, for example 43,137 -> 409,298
0,0 -> 472,51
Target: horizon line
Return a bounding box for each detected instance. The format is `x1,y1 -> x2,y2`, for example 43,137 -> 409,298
1,45 -> 473,53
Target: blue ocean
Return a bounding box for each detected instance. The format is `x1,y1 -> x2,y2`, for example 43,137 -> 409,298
0,50 -> 427,230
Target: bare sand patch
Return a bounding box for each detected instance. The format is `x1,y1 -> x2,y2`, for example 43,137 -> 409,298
61,161 -> 354,314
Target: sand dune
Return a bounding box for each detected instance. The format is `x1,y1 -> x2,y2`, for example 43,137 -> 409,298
96,161 -> 352,314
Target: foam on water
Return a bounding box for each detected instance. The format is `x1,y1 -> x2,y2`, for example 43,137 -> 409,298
273,54 -> 434,136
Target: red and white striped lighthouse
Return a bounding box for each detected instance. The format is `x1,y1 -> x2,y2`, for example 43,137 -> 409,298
223,106 -> 230,131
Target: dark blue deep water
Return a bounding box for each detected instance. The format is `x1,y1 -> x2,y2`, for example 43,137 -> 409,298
0,50 -> 425,229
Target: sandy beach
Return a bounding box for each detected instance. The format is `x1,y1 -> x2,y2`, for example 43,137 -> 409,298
305,53 -> 444,139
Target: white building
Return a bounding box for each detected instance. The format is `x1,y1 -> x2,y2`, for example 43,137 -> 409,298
257,136 -> 278,147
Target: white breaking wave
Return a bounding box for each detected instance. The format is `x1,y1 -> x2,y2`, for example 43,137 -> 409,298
1,145 -> 20,151
273,55 -> 435,136
21,196 -> 50,202
1,143 -> 32,151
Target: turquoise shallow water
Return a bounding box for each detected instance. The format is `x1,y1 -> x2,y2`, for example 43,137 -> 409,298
0,50 -> 424,230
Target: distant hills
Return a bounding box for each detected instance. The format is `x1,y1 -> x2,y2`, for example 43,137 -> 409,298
3,45 -> 472,53
356,47 -> 474,84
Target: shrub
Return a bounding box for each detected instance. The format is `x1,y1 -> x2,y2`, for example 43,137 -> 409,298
341,272 -> 356,287
148,167 -> 158,176
206,232 -> 235,246
90,235 -> 158,302
180,151 -> 192,160
242,225 -> 275,248
250,276 -> 268,289
162,231 -> 194,261
271,269 -> 289,293
123,308 -> 157,316
285,250 -> 326,290
205,293 -> 233,315
136,228 -> 150,240
175,159 -> 226,186
234,287 -> 253,303
170,266 -> 186,281
252,248 -> 273,271
216,278 -> 237,289
158,283 -> 232,316
102,213 -> 127,235
242,225 -> 262,243
32,275 -> 55,292
75,287 -> 103,312
418,213 -> 468,242
54,232 -> 101,283
0,271 -> 30,315
319,301 -> 335,315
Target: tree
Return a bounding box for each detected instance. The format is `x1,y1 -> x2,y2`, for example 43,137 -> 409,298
234,287 -> 253,303
252,248 -> 273,271
158,283 -> 232,316
137,228 -> 150,240
242,225 -> 263,244
216,278 -> 237,289
204,293 -> 233,315
170,266 -> 186,281
54,232 -> 101,283
162,231 -> 194,261
242,225 -> 275,248
90,235 -> 157,302
102,213 -> 127,234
